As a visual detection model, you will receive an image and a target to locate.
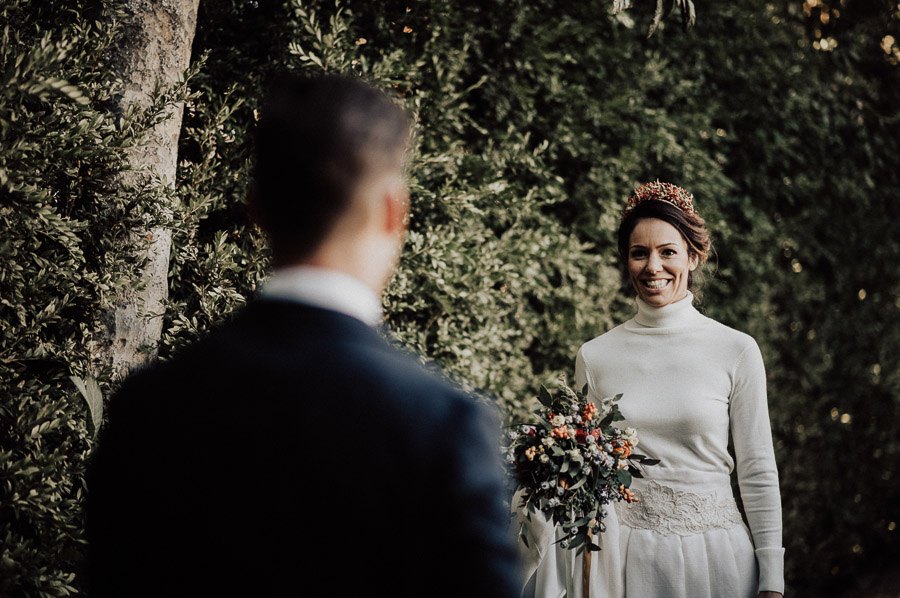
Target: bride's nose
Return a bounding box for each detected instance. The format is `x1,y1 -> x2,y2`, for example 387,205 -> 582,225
645,253 -> 663,273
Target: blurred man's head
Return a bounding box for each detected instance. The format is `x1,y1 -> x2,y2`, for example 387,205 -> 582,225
252,73 -> 412,293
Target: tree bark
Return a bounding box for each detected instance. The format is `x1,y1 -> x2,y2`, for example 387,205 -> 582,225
107,0 -> 200,377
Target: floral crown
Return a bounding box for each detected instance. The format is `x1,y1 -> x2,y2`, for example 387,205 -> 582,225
622,181 -> 696,218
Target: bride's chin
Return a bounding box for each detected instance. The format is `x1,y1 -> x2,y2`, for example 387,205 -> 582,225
638,290 -> 672,305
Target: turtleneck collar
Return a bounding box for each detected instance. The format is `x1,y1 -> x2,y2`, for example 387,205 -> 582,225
632,291 -> 702,329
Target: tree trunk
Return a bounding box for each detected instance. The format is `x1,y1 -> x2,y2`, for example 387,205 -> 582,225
106,0 -> 200,378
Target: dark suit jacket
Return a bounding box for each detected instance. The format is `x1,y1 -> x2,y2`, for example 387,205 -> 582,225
86,300 -> 521,597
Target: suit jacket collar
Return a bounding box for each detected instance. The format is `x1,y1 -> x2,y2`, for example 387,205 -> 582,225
240,298 -> 391,350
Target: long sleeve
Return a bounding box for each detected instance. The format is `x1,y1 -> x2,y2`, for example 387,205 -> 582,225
575,346 -> 593,393
729,341 -> 785,594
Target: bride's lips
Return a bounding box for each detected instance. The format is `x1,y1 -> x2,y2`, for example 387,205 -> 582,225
640,278 -> 672,291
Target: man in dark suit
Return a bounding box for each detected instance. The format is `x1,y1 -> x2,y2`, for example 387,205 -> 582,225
86,73 -> 521,597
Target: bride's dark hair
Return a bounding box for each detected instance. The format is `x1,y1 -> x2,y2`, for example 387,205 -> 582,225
616,199 -> 712,292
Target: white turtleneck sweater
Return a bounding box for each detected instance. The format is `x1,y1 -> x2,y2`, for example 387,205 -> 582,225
575,293 -> 785,594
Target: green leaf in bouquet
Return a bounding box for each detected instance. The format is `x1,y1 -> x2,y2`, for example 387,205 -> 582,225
600,406 -> 622,427
551,445 -> 565,457
617,469 -> 633,487
560,459 -> 570,473
610,403 -> 625,422
628,465 -> 644,479
568,533 -> 587,551
568,475 -> 588,492
641,458 -> 661,466
569,514 -> 592,527
537,386 -> 554,408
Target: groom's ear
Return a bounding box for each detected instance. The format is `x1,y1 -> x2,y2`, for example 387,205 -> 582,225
383,175 -> 409,236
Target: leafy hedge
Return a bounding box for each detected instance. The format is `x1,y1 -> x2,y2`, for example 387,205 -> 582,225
0,1 -> 172,595
158,0 -> 900,593
1,0 -> 897,595
163,0 -> 619,421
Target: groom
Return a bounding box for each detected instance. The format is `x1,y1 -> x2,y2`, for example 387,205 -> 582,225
86,73 -> 521,597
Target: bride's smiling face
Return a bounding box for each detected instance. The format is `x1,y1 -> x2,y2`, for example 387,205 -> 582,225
627,218 -> 698,307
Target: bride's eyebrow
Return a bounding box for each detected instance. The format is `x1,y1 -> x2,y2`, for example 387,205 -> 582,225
629,242 -> 679,249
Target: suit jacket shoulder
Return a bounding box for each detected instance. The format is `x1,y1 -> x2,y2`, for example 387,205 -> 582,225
87,299 -> 520,597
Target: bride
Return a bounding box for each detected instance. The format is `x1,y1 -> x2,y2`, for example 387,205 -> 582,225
519,182 -> 784,597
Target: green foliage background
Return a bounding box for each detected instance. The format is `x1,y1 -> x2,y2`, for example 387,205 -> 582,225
0,1 -> 174,594
1,0 -> 898,595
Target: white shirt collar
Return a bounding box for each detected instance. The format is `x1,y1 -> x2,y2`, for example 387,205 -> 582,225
257,266 -> 383,327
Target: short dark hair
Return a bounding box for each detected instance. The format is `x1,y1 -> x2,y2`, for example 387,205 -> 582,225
617,200 -> 712,290
252,72 -> 411,260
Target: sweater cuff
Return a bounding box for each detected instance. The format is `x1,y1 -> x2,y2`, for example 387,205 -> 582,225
755,546 -> 785,594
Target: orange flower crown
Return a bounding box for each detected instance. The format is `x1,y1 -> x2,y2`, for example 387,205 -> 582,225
622,181 -> 696,218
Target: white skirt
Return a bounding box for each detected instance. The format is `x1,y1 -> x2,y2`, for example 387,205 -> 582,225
521,471 -> 758,598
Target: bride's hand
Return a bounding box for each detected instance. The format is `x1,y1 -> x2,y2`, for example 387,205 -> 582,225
758,593 -> 783,598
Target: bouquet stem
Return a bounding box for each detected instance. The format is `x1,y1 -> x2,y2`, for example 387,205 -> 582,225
582,549 -> 592,597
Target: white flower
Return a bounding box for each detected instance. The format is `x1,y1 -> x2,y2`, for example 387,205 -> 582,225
586,435 -> 596,444
551,415 -> 565,426
548,498 -> 560,508
540,454 -> 550,463
623,426 -> 639,446
556,486 -> 564,495
542,437 -> 555,447
568,449 -> 582,461
541,481 -> 551,490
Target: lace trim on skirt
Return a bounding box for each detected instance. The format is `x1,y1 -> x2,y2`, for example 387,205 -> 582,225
614,480 -> 744,536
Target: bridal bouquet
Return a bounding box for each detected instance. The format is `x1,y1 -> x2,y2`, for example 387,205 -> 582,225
506,379 -> 658,553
